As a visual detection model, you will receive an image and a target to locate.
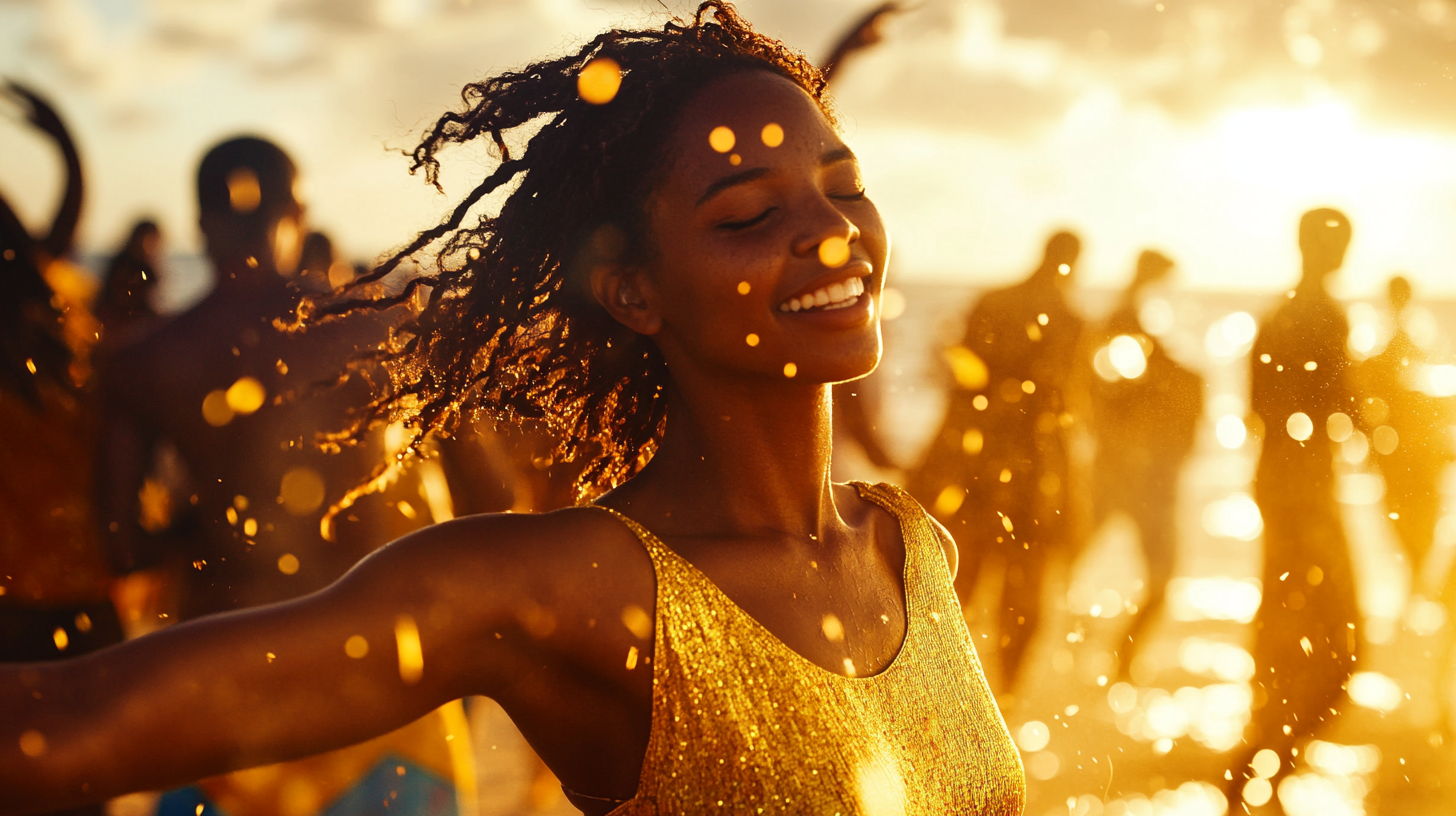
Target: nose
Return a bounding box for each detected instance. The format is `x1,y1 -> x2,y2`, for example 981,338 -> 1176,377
790,191 -> 860,261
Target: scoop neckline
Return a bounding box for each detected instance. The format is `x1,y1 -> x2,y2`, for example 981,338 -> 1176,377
595,481 -> 919,684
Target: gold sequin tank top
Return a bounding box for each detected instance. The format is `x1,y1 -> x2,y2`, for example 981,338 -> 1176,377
593,482 -> 1025,815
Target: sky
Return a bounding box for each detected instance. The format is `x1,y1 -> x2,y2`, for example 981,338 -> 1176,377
1,0 -> 1455,295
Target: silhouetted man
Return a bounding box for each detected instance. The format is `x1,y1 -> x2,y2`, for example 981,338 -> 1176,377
911,230 -> 1085,693
1232,208 -> 1361,807
99,137 -> 461,816
1361,277 -> 1452,584
1088,251 -> 1203,671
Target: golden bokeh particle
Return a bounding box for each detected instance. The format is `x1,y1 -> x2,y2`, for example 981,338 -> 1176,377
277,553 -> 300,575
227,168 -> 262,214
19,729 -> 47,758
226,376 -> 266,415
709,126 -> 736,153
783,362 -> 798,378
746,333 -> 760,347
201,389 -> 233,427
820,614 -> 845,643
395,614 -> 424,684
625,645 -> 640,670
761,122 -> 784,147
345,635 -> 370,659
621,604 -> 653,640
729,153 -> 742,166
242,518 -> 258,537
52,627 -> 69,651
279,466 -> 326,516
818,236 -> 850,268
933,484 -> 965,517
577,57 -> 622,105
737,281 -> 751,295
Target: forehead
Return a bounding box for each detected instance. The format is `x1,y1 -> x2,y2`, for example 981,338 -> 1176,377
661,71 -> 839,178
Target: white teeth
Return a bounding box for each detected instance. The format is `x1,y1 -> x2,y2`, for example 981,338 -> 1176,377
778,277 -> 867,313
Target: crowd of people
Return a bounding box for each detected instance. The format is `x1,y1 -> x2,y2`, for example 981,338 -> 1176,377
899,211 -> 1455,811
3,2 -> 1455,816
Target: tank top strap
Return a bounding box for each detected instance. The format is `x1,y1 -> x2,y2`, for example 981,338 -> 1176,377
851,481 -> 960,617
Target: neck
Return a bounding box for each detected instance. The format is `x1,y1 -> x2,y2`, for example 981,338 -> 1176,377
618,370 -> 841,540
1297,267 -> 1331,295
209,252 -> 292,297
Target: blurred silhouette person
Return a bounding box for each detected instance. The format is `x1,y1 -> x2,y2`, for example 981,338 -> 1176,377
98,136 -> 466,816
0,82 -> 119,816
1360,276 -> 1453,588
1230,208 -> 1361,808
94,219 -> 163,348
1088,251 -> 1203,670
293,229 -> 355,294
910,230 -> 1085,692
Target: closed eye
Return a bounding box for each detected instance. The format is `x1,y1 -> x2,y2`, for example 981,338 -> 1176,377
831,188 -> 867,202
718,208 -> 776,231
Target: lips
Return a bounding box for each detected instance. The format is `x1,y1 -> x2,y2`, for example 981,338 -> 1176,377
777,275 -> 866,313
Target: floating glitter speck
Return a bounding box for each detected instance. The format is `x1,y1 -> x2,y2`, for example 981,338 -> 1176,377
737,281 -> 751,295
202,389 -> 233,427
278,466 -> 326,516
1286,411 -> 1314,441
52,627 -> 68,651
729,153 -> 742,166
577,57 -> 622,105
933,485 -> 964,517
395,614 -> 424,684
783,362 -> 797,378
818,236 -> 850,268
226,377 -> 266,415
626,645 -> 640,670
622,604 -> 652,640
227,168 -> 261,214
761,123 -> 784,147
709,126 -> 736,153
19,729 -> 47,758
821,614 -> 845,643
745,333 -> 760,347
277,553 -> 300,575
345,635 -> 369,659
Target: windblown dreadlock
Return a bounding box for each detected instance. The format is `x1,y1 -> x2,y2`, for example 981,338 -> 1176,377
299,2 -> 831,504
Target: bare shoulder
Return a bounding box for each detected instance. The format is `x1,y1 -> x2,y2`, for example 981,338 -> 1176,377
356,505 -> 651,602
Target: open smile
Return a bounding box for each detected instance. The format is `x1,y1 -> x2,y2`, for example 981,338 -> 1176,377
777,276 -> 866,313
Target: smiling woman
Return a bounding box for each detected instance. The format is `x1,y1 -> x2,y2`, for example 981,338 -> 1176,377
2,4 -> 1023,815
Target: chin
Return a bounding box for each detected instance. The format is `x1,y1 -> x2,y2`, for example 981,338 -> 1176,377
811,344 -> 882,385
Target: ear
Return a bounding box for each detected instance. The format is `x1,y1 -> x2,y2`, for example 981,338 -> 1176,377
590,262 -> 663,336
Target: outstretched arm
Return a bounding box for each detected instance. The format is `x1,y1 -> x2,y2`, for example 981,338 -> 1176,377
3,83 -> 85,260
1,515 -> 536,815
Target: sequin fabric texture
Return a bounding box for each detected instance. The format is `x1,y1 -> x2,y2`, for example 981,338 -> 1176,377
597,482 -> 1025,815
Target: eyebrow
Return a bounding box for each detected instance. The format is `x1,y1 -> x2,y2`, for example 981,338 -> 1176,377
694,146 -> 858,207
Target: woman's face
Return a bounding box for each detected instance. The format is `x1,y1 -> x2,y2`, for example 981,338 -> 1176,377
637,70 -> 889,388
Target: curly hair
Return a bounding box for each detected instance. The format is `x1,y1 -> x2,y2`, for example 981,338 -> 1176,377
297,2 -> 831,508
